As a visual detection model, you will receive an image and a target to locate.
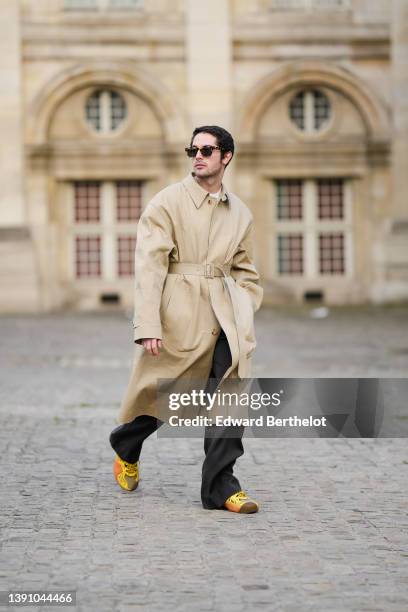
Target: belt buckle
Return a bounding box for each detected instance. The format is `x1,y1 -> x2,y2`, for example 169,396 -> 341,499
205,263 -> 214,278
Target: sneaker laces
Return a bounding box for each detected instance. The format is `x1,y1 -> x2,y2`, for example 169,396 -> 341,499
234,491 -> 248,501
120,458 -> 139,477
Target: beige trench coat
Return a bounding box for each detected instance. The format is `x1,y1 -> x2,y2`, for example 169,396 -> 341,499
117,173 -> 263,424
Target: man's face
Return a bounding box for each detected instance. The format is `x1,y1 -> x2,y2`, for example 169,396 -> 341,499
190,132 -> 232,180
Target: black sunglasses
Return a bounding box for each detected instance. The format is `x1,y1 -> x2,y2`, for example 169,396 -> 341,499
185,145 -> 221,158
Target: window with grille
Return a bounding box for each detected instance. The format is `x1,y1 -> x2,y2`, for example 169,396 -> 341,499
289,89 -> 331,133
274,178 -> 351,277
70,180 -> 143,280
278,234 -> 304,274
117,236 -> 137,276
319,233 -> 345,274
85,90 -> 127,133
74,181 -> 100,222
116,181 -> 142,221
317,179 -> 343,219
277,180 -> 303,219
75,236 -> 101,277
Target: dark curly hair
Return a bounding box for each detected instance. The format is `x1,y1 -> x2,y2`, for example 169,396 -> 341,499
190,125 -> 234,168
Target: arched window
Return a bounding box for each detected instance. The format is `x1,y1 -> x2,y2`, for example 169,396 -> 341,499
289,89 -> 331,133
85,89 -> 127,133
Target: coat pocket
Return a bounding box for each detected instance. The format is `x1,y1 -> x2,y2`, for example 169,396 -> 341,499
161,275 -> 215,352
160,274 -> 179,317
233,281 -> 257,354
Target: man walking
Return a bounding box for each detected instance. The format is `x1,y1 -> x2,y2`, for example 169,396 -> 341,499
109,126 -> 263,513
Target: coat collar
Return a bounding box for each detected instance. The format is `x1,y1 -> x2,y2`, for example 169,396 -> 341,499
182,172 -> 230,209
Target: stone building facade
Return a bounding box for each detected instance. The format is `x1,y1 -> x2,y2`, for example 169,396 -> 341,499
0,0 -> 407,312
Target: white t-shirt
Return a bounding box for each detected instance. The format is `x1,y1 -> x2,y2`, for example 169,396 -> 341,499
209,189 -> 221,199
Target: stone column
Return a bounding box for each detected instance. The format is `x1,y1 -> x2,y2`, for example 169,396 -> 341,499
380,0 -> 408,301
391,0 -> 408,219
185,0 -> 233,130
0,0 -> 40,312
185,0 -> 234,181
0,0 -> 25,226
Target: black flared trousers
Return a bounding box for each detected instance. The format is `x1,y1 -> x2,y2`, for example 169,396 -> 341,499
109,330 -> 245,509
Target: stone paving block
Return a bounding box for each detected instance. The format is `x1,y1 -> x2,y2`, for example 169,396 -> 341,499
0,311 -> 408,611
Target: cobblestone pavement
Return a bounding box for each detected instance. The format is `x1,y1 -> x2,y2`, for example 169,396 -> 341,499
0,306 -> 407,612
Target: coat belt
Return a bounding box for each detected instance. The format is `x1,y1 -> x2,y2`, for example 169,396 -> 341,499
168,262 -> 231,279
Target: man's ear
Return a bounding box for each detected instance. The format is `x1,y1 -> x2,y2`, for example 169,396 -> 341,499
222,151 -> 233,167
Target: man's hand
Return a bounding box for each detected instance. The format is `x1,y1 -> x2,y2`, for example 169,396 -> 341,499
140,338 -> 163,356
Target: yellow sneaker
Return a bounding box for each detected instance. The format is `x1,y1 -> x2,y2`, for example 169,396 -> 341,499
224,490 -> 259,514
113,455 -> 140,491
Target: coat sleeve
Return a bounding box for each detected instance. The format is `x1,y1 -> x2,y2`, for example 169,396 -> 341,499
230,220 -> 264,313
132,201 -> 175,343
